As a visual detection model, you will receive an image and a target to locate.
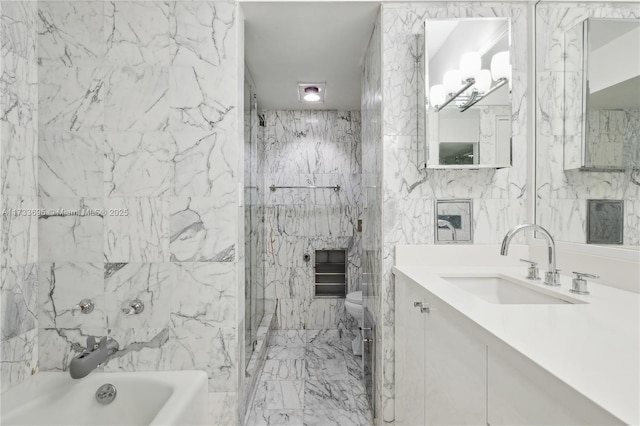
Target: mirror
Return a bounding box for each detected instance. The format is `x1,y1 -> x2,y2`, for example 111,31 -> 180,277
425,18 -> 512,169
435,199 -> 473,244
535,3 -> 640,247
564,18 -> 640,171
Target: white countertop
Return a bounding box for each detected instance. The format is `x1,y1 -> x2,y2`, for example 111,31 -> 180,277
393,253 -> 640,425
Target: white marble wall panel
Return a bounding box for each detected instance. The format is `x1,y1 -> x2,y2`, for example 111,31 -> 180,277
535,3 -> 640,244
2,196 -> 38,268
34,2 -> 241,414
39,130 -> 103,197
170,197 -> 235,262
380,3 -> 529,422
260,110 -> 361,331
586,109 -> 640,169
104,197 -> 169,263
104,132 -> 171,197
1,0 -> 39,392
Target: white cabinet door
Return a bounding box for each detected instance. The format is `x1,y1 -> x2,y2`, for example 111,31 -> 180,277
488,345 -> 623,426
424,296 -> 487,425
395,277 -> 427,426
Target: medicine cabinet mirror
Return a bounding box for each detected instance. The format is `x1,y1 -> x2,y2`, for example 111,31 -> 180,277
425,18 -> 512,169
564,18 -> 640,171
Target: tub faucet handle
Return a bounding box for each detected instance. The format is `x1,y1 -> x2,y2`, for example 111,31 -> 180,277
71,299 -> 94,317
122,299 -> 144,315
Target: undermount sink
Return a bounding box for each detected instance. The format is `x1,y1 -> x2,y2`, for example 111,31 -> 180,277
439,275 -> 585,305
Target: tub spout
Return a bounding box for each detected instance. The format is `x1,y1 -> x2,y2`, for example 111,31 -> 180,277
69,336 -> 118,379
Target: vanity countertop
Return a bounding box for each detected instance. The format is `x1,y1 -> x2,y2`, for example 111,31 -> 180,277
392,256 -> 639,425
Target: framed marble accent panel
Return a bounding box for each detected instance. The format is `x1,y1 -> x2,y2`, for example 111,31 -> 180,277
587,200 -> 623,245
435,199 -> 472,244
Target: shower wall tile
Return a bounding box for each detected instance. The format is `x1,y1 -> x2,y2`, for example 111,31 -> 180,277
38,262 -> 106,330
1,196 -> 38,268
0,328 -> 38,393
38,66 -> 106,131
1,0 -> 39,392
171,129 -> 236,197
104,197 -> 169,263
37,1 -> 104,67
1,264 -> 38,341
33,2 -> 242,415
38,197 -> 103,263
104,2 -> 170,67
39,130 -> 104,197
260,110 -> 362,331
171,262 -> 236,328
104,132 -> 172,197
169,197 -> 236,262
104,66 -> 169,132
104,263 -> 172,329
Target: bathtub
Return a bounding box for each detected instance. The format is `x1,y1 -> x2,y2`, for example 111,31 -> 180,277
1,370 -> 208,426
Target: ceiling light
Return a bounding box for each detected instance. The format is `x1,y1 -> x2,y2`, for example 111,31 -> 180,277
304,87 -> 321,102
298,82 -> 326,104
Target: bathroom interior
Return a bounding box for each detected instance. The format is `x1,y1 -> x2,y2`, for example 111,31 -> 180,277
0,0 -> 638,425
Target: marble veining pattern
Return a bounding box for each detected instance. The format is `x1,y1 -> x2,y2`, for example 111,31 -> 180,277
1,0 -> 39,392
260,110 -> 362,331
246,329 -> 372,426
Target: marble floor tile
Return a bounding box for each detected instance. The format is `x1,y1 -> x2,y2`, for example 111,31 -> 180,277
303,409 -> 372,426
271,330 -> 306,347
267,345 -> 306,360
261,359 -> 305,381
304,379 -> 356,411
305,342 -> 345,361
253,380 -> 305,410
304,357 -> 349,381
246,409 -> 304,426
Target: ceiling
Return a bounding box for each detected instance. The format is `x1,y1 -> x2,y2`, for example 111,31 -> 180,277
242,2 -> 380,110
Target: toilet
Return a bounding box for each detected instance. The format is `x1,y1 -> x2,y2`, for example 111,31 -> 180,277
344,291 -> 364,355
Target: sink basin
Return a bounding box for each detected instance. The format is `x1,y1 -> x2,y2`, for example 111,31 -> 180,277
440,275 -> 584,305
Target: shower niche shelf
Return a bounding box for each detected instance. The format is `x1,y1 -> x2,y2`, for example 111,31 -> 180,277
314,250 -> 347,298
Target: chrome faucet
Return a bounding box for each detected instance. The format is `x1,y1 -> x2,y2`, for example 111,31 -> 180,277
69,336 -> 119,379
500,224 -> 560,286
437,219 -> 457,241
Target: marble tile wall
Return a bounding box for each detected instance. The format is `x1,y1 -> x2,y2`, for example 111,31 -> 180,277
259,110 -> 362,331
535,2 -> 640,246
361,11 -> 383,424
0,0 -> 39,393
33,1 -> 241,420
379,3 -> 529,422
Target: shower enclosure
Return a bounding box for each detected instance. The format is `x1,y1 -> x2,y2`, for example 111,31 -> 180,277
244,79 -> 265,368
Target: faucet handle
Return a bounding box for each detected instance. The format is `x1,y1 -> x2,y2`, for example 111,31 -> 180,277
71,299 -> 94,317
519,259 -> 540,280
570,271 -> 599,295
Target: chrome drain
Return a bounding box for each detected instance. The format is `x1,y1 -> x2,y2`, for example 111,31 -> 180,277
95,383 -> 117,405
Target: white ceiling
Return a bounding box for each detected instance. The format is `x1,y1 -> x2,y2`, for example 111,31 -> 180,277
242,2 -> 380,110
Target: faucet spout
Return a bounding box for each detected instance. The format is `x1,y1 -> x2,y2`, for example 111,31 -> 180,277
69,336 -> 118,379
500,224 -> 559,286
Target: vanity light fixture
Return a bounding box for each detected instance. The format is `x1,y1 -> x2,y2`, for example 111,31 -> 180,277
298,82 -> 326,103
429,50 -> 510,112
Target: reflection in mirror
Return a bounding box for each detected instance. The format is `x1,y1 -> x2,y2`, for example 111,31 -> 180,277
435,199 -> 473,244
425,18 -> 512,169
535,3 -> 639,247
564,18 -> 640,171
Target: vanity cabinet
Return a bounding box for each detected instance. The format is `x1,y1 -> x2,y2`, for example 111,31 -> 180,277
395,274 -> 624,426
395,277 -> 487,425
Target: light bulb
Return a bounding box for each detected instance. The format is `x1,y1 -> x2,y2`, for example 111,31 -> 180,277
491,51 -> 510,81
475,69 -> 492,93
443,70 -> 462,94
429,84 -> 446,107
460,52 -> 481,81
